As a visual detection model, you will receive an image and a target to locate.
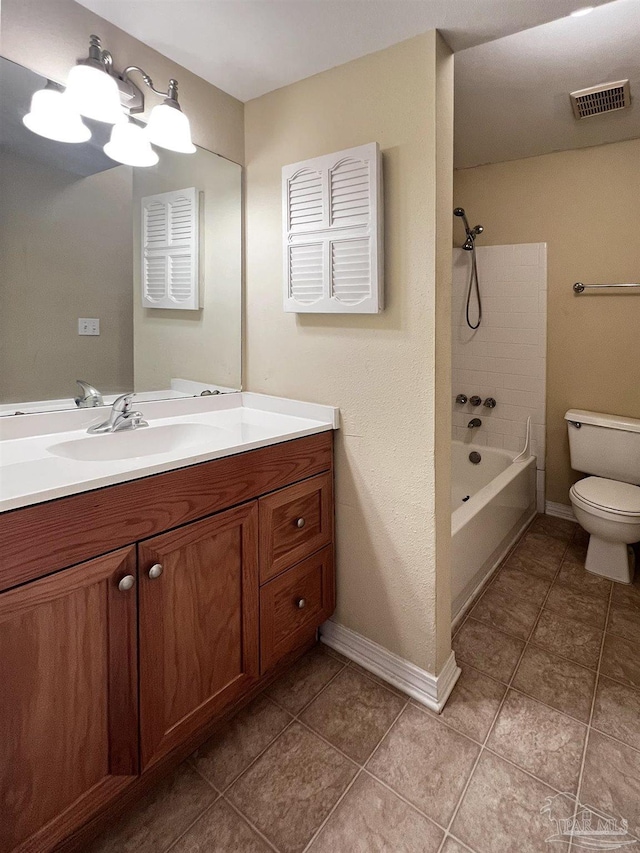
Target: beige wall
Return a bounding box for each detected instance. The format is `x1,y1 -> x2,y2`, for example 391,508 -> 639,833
244,33 -> 454,674
454,138 -> 640,504
132,150 -> 242,391
0,0 -> 244,164
0,149 -> 133,402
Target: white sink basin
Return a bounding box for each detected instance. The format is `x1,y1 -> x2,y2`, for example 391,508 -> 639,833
48,423 -> 224,462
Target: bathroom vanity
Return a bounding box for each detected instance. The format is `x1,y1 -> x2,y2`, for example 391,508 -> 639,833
0,394 -> 337,853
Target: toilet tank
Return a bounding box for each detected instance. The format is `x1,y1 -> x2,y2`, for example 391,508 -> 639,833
565,409 -> 640,486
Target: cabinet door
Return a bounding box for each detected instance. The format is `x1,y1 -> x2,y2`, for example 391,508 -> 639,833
138,503 -> 259,770
0,547 -> 138,853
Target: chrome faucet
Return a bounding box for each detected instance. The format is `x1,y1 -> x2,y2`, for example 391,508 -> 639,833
87,393 -> 148,434
468,418 -> 482,429
75,379 -> 103,408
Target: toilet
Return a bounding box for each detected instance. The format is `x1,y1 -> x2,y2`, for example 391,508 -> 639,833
566,409 -> 640,583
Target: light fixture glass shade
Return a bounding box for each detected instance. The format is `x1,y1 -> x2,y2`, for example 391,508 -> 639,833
146,103 -> 196,153
104,120 -> 159,167
23,87 -> 91,143
65,63 -> 124,124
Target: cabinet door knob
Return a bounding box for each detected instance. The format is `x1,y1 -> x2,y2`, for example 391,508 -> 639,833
295,597 -> 306,609
118,574 -> 135,592
295,517 -> 306,529
148,563 -> 164,580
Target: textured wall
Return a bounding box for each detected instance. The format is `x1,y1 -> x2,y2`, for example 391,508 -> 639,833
244,33 -> 454,674
454,138 -> 640,504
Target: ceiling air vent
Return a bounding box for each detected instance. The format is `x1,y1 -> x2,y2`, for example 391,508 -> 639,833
570,80 -> 631,119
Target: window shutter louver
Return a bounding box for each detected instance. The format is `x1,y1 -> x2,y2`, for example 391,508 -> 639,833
141,187 -> 200,310
283,143 -> 383,313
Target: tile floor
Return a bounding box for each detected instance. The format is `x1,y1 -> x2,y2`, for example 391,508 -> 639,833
89,515 -> 640,853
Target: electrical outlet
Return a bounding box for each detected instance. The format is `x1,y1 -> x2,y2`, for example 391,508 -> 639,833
78,318 -> 100,336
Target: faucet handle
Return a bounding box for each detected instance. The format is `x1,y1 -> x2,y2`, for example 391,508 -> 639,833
112,392 -> 134,411
455,394 -> 468,405
484,397 -> 497,409
469,395 -> 482,407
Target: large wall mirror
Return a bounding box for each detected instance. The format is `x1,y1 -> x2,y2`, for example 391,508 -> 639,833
0,56 -> 242,416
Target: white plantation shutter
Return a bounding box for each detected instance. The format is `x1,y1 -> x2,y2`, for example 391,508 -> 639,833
283,143 -> 383,313
141,187 -> 200,310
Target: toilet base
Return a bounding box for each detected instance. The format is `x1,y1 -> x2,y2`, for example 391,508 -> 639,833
585,536 -> 635,584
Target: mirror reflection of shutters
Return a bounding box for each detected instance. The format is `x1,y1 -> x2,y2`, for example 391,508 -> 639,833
283,143 -> 383,314
141,187 -> 200,310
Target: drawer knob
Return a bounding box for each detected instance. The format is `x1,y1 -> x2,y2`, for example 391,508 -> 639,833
295,597 -> 307,609
118,575 -> 135,592
295,517 -> 306,529
148,563 -> 164,580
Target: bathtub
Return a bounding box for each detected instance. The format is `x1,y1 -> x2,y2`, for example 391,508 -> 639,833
451,441 -> 536,621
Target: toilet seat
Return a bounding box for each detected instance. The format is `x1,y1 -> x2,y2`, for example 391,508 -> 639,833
571,476 -> 640,518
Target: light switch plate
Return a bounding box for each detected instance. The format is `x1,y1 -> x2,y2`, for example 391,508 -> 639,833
78,318 -> 100,336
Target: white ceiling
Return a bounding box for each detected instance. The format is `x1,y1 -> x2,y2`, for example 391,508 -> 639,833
77,0 -> 615,102
455,0 -> 640,167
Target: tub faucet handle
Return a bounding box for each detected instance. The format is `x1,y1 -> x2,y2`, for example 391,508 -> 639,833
455,394 -> 468,404
484,397 -> 497,408
469,395 -> 482,407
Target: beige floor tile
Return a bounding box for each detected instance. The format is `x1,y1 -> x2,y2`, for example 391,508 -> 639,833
557,561 -> 612,599
531,609 -> 603,670
348,662 -> 409,698
505,533 -> 565,579
367,705 -> 479,826
171,799 -> 272,852
88,764 -> 216,853
441,838 -> 475,853
607,601 -> 640,645
308,773 -> 443,853
266,646 -> 345,714
600,633 -> 640,689
227,722 -> 357,853
452,751 -> 572,853
611,576 -> 640,609
512,645 -> 596,723
544,582 -> 608,629
592,676 -> 640,751
421,665 -> 506,743
565,534 -> 589,565
487,690 -> 586,792
529,515 -> 576,541
580,731 -> 640,840
300,667 -> 405,763
191,695 -> 292,790
491,564 -> 552,606
470,586 -> 540,641
453,618 -> 525,684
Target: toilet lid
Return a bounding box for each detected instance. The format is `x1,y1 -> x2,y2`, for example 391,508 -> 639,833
572,477 -> 640,516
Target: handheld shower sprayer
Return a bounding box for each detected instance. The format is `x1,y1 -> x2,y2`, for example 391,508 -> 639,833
454,206 -> 483,329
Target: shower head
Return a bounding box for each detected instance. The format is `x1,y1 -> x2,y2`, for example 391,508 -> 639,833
453,206 -> 483,250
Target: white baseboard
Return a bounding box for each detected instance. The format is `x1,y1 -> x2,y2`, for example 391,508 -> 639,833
319,620 -> 461,713
545,500 -> 575,521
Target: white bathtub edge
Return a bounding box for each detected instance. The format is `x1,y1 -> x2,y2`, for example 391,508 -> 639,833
451,507 -> 536,630
320,620 -> 461,713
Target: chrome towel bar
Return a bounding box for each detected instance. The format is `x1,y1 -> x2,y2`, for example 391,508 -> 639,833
573,281 -> 640,293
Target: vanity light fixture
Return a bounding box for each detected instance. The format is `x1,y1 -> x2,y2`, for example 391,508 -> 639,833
23,34 -> 195,166
23,81 -> 91,143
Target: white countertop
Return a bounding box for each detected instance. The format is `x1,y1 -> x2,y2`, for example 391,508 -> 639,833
0,393 -> 339,513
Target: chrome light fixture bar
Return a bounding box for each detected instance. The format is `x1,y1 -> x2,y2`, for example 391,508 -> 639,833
23,34 -> 196,167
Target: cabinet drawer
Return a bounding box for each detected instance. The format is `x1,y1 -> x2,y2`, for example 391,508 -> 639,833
260,546 -> 335,673
259,472 -> 333,583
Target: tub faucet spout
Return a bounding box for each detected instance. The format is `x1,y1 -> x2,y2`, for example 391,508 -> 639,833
468,418 -> 482,429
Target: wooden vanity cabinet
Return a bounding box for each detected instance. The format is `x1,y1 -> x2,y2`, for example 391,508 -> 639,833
0,431 -> 334,853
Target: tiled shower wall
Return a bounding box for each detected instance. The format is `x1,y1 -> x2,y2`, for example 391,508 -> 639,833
452,243 -> 547,508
